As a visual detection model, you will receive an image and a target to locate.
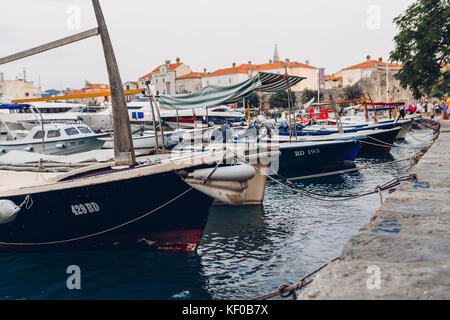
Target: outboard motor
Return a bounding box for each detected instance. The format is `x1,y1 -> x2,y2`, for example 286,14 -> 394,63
279,119 -> 289,132
295,122 -> 304,131
262,121 -> 276,138
307,118 -> 317,126
220,122 -> 232,143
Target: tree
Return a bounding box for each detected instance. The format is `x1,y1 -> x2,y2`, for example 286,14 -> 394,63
343,84 -> 363,100
390,0 -> 450,98
302,89 -> 323,103
268,91 -> 297,109
238,92 -> 260,108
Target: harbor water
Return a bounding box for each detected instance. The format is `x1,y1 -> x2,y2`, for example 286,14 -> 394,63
0,127 -> 433,300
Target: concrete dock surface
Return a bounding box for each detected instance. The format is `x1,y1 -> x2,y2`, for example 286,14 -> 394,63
300,120 -> 450,299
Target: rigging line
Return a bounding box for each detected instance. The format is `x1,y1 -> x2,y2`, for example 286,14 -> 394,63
287,157 -> 413,181
249,257 -> 341,300
231,150 -> 414,202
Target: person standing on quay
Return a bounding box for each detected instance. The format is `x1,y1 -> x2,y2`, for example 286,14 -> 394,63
440,96 -> 448,120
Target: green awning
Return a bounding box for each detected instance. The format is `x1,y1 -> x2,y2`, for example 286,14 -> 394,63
158,72 -> 305,110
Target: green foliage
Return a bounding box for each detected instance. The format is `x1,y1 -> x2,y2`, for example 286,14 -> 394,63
430,69 -> 450,97
238,92 -> 260,108
390,0 -> 450,98
343,84 -> 364,100
268,91 -> 297,109
302,89 -> 323,103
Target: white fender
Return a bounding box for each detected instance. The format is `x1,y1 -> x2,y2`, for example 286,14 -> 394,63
185,180 -> 246,206
0,199 -> 21,224
188,164 -> 255,182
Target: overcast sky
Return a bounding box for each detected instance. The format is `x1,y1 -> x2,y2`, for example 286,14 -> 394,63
0,0 -> 415,90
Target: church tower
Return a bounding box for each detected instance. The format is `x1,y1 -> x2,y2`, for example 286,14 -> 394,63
273,44 -> 280,63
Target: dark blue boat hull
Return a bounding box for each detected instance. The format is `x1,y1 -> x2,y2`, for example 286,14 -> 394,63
275,140 -> 361,175
0,168 -> 214,252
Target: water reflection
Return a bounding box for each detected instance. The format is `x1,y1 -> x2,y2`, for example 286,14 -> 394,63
0,249 -> 210,300
0,127 -> 434,300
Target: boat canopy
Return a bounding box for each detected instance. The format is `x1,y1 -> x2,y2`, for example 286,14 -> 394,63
158,72 -> 305,110
0,149 -> 115,165
0,104 -> 31,109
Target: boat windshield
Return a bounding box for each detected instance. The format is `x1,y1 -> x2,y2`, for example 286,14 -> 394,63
77,126 -> 92,134
33,131 -> 44,139
47,130 -> 61,138
64,127 -> 80,136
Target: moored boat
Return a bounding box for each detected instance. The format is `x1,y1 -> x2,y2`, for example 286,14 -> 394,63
275,139 -> 361,175
0,123 -> 108,155
0,149 -> 251,251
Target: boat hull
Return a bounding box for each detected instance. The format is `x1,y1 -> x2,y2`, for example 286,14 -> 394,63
359,127 -> 401,155
275,140 -> 361,175
0,168 -> 214,251
0,135 -> 108,155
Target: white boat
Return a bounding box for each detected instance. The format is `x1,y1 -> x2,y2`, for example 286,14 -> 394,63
0,123 -> 108,155
99,129 -> 186,150
79,102 -> 246,131
0,102 -> 108,133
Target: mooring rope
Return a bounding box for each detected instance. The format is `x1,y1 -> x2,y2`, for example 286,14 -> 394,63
231,150 -> 416,202
287,157 -> 414,181
18,194 -> 33,209
248,257 -> 341,300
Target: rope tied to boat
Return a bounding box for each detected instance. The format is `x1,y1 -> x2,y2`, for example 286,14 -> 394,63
19,195 -> 33,210
0,188 -> 193,247
249,257 -> 340,300
233,149 -> 417,202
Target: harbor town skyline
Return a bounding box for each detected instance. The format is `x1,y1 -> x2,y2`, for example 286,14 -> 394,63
0,0 -> 415,91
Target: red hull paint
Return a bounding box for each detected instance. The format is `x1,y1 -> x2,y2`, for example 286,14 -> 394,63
137,229 -> 204,252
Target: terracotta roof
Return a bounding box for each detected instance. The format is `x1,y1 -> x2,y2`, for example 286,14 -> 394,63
85,83 -> 109,89
138,73 -> 153,80
325,75 -> 342,81
152,62 -> 183,73
250,61 -> 317,71
66,89 -> 85,95
138,62 -> 183,80
176,72 -> 208,80
203,65 -> 253,77
343,60 -> 402,71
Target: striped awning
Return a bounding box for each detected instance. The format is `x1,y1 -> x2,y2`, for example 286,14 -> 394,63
158,72 -> 305,110
255,72 -> 305,92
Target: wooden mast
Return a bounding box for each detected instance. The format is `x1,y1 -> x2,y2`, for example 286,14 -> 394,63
92,0 -> 135,166
366,92 -> 378,123
283,66 -> 292,143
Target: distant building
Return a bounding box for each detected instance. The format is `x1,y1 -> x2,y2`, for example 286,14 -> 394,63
201,45 -> 319,92
175,71 -> 208,94
0,72 -> 41,101
325,75 -> 343,89
335,55 -> 402,87
202,62 -> 256,87
65,81 -> 110,105
138,58 -> 191,95
123,81 -> 140,102
248,59 -> 318,91
41,89 -> 65,98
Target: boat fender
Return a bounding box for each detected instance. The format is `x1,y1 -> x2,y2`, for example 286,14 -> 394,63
24,146 -> 33,152
0,149 -> 5,153
0,199 -> 20,224
188,164 -> 255,182
56,143 -> 66,149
